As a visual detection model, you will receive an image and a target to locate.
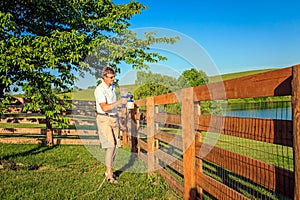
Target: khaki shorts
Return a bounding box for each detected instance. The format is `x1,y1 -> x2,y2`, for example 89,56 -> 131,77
96,115 -> 119,149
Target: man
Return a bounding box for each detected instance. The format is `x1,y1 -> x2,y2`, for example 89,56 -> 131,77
94,66 -> 126,184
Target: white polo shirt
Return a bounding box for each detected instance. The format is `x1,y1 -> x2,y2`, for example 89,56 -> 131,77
94,82 -> 117,115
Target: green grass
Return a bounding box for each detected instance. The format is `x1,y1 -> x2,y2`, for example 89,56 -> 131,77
208,69 -> 276,82
68,88 -> 95,101
0,123 -> 46,128
0,144 -> 181,200
65,84 -> 139,101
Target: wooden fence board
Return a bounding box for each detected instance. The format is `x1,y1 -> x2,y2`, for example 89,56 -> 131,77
0,128 -> 45,134
155,130 -> 182,150
134,99 -> 147,107
138,151 -> 148,163
137,138 -> 147,152
137,127 -> 147,135
0,137 -> 43,144
195,142 -> 294,198
154,113 -> 181,127
196,172 -> 250,200
154,92 -> 181,105
155,149 -> 184,174
67,100 -> 95,106
196,115 -> 293,147
193,67 -> 292,101
0,137 -> 99,145
157,167 -> 184,196
0,117 -> 45,124
0,128 -> 97,135
55,138 -> 99,145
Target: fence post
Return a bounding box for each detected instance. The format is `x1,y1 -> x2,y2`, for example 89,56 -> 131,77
292,64 -> 300,200
182,87 -> 196,199
120,105 -> 128,147
130,106 -> 138,154
146,97 -> 155,174
195,101 -> 203,197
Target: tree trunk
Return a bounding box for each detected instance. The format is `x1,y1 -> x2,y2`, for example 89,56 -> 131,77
0,70 -> 6,98
0,83 -> 5,98
45,116 -> 54,146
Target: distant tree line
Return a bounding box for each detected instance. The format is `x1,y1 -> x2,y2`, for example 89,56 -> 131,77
133,68 -> 222,115
134,68 -> 208,99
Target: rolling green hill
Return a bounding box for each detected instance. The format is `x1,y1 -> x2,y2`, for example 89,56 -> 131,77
208,68 -> 275,82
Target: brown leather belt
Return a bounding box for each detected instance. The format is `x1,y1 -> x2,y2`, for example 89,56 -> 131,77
96,112 -> 117,118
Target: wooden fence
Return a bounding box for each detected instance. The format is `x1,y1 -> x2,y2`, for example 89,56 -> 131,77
130,64 -> 300,200
1,64 -> 299,199
0,100 -> 98,145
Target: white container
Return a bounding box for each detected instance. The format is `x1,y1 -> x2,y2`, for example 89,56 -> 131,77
127,101 -> 134,109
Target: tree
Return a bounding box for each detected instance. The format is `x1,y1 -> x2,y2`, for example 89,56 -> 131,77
177,68 -> 208,88
0,0 -> 178,145
134,83 -> 171,100
135,70 -> 179,91
178,68 -> 223,115
134,82 -> 181,114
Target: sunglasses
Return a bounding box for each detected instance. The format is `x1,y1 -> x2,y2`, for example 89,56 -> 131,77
106,75 -> 115,79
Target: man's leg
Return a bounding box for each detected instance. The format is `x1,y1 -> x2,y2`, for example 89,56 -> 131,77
105,146 -> 118,183
105,147 -> 116,171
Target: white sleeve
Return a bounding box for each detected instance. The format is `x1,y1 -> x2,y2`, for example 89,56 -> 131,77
94,86 -> 106,104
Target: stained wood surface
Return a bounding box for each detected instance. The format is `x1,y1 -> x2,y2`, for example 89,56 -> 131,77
292,65 -> 300,199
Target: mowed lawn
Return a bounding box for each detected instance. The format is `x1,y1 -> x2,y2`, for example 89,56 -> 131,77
0,144 -> 181,200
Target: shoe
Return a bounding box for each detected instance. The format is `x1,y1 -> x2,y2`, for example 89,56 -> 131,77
117,138 -> 122,148
105,172 -> 118,184
104,171 -> 116,178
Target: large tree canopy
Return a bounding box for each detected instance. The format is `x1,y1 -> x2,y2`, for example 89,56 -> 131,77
0,0 -> 178,145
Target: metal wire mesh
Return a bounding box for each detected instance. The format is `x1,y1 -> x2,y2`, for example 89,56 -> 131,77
201,99 -> 293,199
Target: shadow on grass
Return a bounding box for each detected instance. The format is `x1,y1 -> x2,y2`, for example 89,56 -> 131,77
0,144 -> 58,170
114,136 -> 138,177
115,109 -> 140,177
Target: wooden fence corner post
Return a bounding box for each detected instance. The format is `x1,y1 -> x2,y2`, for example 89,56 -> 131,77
292,64 -> 300,200
146,96 -> 155,175
182,87 -> 196,200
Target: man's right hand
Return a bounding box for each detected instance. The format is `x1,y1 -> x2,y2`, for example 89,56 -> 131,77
121,97 -> 127,105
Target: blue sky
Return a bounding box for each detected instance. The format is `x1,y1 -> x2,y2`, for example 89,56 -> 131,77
116,0 -> 300,75
77,0 -> 300,87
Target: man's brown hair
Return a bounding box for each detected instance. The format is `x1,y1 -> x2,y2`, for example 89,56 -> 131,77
101,66 -> 115,77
